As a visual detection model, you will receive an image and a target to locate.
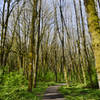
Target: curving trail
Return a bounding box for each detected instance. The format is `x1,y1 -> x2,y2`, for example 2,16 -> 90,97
43,84 -> 65,100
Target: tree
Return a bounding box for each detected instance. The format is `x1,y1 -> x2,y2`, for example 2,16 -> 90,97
28,0 -> 38,92
0,0 -> 21,66
34,0 -> 42,88
84,0 -> 99,88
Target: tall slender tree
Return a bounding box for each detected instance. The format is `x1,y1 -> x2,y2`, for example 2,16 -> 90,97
28,0 -> 38,92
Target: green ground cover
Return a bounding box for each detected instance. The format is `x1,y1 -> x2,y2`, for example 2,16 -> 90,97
0,70 -> 57,100
59,85 -> 100,100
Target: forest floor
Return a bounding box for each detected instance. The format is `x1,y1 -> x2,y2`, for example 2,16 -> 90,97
43,84 -> 65,100
59,84 -> 100,100
0,70 -> 60,100
1,70 -> 100,100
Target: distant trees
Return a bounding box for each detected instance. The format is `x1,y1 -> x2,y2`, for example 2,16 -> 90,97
0,0 -> 25,72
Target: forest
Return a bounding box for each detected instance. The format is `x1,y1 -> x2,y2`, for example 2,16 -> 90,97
0,0 -> 100,100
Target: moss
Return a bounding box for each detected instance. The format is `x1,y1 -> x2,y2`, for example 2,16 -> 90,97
84,0 -> 100,88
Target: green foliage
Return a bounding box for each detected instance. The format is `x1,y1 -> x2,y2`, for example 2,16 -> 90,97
59,85 -> 100,100
45,71 -> 55,81
45,81 -> 59,86
0,71 -> 52,100
38,71 -> 55,82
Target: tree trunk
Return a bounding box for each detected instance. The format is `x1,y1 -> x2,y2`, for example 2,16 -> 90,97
34,0 -> 42,88
28,0 -> 37,92
84,0 -> 99,88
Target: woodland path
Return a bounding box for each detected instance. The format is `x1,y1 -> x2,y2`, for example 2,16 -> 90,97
42,84 -> 65,100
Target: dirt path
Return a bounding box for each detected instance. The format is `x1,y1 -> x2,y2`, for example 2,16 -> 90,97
43,84 -> 65,100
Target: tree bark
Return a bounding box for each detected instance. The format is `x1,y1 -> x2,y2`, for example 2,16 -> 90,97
28,0 -> 38,92
84,0 -> 99,88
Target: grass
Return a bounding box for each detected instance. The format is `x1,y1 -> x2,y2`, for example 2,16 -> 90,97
59,84 -> 100,100
0,70 -> 58,100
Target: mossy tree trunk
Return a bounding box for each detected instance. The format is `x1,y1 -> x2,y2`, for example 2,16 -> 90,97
34,0 -> 42,88
28,0 -> 37,92
84,0 -> 99,88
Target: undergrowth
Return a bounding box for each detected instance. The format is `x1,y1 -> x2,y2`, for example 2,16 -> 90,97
59,84 -> 100,100
0,70 -> 57,100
